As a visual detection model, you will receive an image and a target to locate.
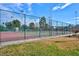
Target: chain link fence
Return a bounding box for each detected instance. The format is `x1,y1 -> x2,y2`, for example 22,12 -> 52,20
0,9 -> 75,43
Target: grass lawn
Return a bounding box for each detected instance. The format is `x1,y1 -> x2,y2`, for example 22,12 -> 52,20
0,36 -> 79,56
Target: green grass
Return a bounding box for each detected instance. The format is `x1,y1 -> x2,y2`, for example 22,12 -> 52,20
0,39 -> 79,56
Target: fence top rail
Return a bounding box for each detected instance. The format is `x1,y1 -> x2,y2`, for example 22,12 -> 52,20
0,9 -> 40,18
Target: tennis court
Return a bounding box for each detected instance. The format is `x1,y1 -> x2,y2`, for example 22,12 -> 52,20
0,31 -> 72,42
0,9 -> 74,43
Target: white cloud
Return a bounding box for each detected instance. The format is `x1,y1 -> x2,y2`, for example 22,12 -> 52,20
15,3 -> 23,11
72,17 -> 79,20
13,3 -> 26,14
0,4 -> 11,11
60,3 -> 72,9
52,6 -> 60,11
14,3 -> 32,15
52,3 -> 72,11
26,3 -> 33,15
27,3 -> 32,12
0,3 -> 24,13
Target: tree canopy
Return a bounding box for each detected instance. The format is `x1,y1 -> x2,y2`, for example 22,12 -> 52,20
39,16 -> 49,30
11,19 -> 21,28
29,22 -> 35,30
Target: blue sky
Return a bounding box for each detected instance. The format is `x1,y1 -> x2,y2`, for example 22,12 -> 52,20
0,3 -> 79,25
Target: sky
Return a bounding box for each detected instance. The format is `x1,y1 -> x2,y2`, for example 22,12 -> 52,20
0,3 -> 79,25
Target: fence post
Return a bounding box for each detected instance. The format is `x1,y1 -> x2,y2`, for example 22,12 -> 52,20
62,22 -> 64,35
24,14 -> 26,39
0,9 -> 1,45
39,17 -> 41,37
56,21 -> 58,35
49,17 -> 52,36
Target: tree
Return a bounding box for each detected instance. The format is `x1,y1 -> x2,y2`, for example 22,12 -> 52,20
29,22 -> 35,30
39,16 -> 47,30
5,22 -> 13,29
5,19 -> 21,31
45,23 -> 49,30
12,19 -> 21,28
20,24 -> 28,31
0,25 -> 5,31
11,19 -> 21,31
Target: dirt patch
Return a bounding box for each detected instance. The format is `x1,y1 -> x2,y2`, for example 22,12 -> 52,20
55,37 -> 79,49
41,36 -> 79,50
